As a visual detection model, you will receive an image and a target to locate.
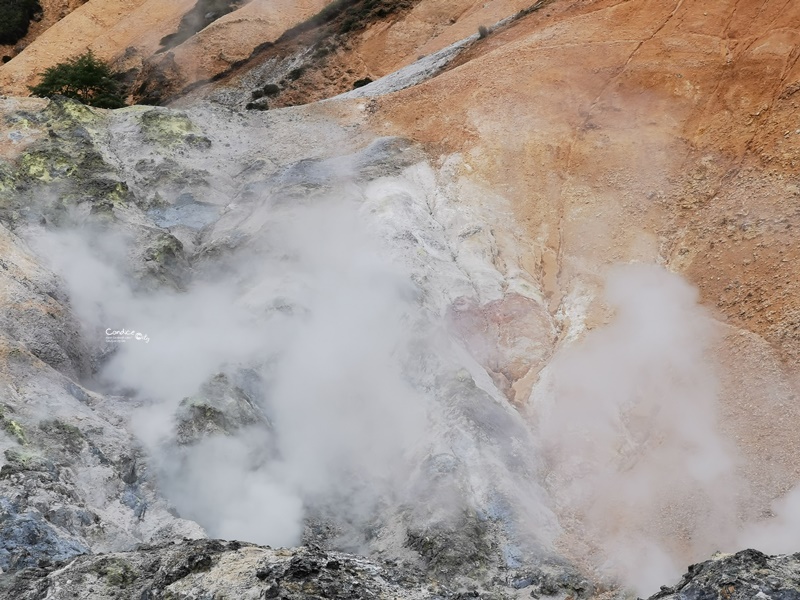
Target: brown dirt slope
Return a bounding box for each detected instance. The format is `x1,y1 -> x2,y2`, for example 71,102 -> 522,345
376,0 -> 800,366
131,0 -> 333,104
199,0 -> 537,109
0,0 -> 334,99
1,0 -> 540,104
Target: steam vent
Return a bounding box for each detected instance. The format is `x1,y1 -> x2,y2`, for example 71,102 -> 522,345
3,0 -> 800,598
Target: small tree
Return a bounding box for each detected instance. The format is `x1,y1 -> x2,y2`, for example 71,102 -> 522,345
29,51 -> 126,109
0,0 -> 41,45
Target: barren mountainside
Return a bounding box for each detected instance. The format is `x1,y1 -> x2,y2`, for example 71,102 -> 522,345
2,0 -> 800,598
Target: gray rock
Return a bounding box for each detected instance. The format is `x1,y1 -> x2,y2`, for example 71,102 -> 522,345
0,502 -> 89,572
648,550 -> 800,600
0,539 -> 440,599
175,372 -> 271,445
335,34 -> 477,100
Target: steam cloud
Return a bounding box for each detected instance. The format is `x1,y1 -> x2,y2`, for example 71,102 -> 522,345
530,264 -> 800,595
23,189 -> 800,595
531,265 -> 739,593
28,195 -> 432,549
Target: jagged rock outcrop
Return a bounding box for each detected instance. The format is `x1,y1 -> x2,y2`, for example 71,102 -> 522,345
174,372 -> 269,445
0,540 -> 434,599
648,550 -> 800,600
0,537 -> 600,599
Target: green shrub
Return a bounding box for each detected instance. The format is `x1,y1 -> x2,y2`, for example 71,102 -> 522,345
0,0 -> 41,45
29,51 -> 126,109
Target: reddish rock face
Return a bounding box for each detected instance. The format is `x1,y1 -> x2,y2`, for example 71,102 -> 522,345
447,292 -> 554,404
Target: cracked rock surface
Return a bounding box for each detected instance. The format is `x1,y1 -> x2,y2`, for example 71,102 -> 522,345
648,550 -> 800,600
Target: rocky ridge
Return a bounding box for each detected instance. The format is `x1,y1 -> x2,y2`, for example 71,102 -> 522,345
648,550 -> 800,600
0,537 -> 601,600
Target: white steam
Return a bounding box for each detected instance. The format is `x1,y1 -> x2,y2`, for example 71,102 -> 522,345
737,484 -> 800,555
28,196 -> 431,548
26,185 -> 800,593
540,265 -> 800,595
532,264 -> 741,595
